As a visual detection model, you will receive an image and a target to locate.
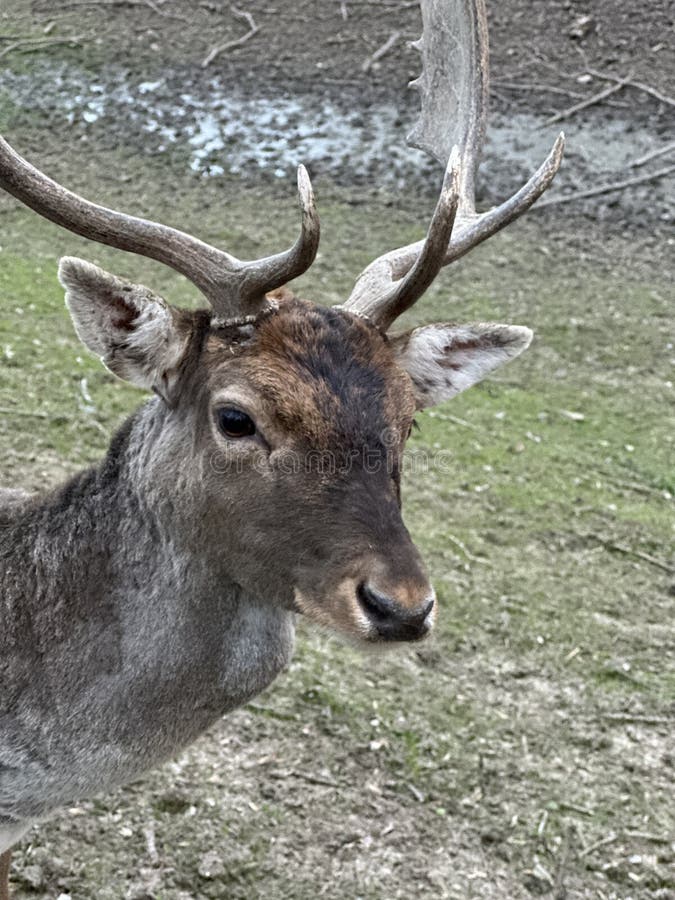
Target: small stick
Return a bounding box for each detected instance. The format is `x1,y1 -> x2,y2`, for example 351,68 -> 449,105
0,35 -> 84,60
202,6 -> 259,67
50,0 -> 184,14
595,537 -> 674,574
445,533 -> 484,565
269,768 -> 339,788
543,79 -> 627,126
494,80 -> 586,100
601,713 -> 672,726
579,831 -> 618,859
144,823 -> 159,865
333,0 -> 417,6
407,783 -> 425,803
0,34 -> 51,41
0,407 -> 50,419
362,30 -> 400,73
586,67 -> 675,109
630,141 -> 675,168
624,830 -> 672,844
536,164 -> 675,210
558,801 -> 594,817
553,825 -> 573,899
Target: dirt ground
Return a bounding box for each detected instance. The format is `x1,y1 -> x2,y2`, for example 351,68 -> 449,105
0,1 -> 674,899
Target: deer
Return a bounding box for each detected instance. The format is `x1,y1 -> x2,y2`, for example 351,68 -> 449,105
0,0 -> 564,894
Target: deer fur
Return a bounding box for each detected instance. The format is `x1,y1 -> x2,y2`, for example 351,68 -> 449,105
0,259 -> 531,854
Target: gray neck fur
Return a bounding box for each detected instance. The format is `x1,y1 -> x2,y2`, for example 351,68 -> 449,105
0,399 -> 294,836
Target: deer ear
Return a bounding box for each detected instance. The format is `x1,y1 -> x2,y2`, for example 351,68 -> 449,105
389,322 -> 533,410
59,256 -> 189,401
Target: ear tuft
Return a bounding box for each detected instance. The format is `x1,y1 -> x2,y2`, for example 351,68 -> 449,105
390,322 -> 533,410
59,256 -> 188,396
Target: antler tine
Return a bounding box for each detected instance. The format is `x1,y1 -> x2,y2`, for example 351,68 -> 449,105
342,0 -> 564,327
341,148 -> 461,330
0,136 -> 320,317
237,164 -> 320,302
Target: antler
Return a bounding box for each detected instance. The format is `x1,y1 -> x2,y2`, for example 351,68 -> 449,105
0,136 -> 320,318
341,0 -> 564,331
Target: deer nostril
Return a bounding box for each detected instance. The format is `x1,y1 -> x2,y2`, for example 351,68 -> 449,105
357,582 -> 434,640
357,581 -> 397,623
419,596 -> 435,621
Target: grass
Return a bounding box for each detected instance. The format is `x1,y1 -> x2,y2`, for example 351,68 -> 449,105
1,131 -> 673,897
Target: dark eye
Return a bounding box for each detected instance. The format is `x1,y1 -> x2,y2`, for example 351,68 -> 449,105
217,407 -> 256,439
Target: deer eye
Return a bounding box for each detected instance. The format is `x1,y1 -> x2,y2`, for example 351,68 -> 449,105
217,407 -> 256,439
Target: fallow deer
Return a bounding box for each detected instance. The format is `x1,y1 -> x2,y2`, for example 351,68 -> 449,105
0,0 -> 563,894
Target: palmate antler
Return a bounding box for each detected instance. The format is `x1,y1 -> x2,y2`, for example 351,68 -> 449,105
341,0 -> 565,331
0,137 -> 320,318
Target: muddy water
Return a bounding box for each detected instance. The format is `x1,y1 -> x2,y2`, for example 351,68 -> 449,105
2,61 -> 672,215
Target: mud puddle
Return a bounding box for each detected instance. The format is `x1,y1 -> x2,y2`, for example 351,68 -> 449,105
2,61 -> 673,221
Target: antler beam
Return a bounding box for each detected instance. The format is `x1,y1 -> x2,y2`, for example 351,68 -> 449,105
0,137 -> 320,317
341,0 -> 564,329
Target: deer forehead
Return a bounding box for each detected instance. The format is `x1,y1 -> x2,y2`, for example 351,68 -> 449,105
205,300 -> 416,448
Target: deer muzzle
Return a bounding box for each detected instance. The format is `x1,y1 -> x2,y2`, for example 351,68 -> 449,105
357,581 -> 435,642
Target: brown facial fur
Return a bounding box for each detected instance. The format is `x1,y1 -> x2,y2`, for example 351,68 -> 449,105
208,298 -> 416,453
177,295 -> 432,642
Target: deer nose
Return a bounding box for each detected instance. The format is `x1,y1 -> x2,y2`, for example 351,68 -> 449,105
357,581 -> 435,641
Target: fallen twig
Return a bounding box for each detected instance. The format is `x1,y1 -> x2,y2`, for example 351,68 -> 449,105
543,79 -> 627,126
0,35 -> 84,60
51,0 -> 179,13
553,824 -> 573,899
601,713 -> 673,726
0,407 -> 50,419
630,140 -> 675,168
0,34 -> 43,41
558,801 -> 594,817
579,831 -> 618,859
624,830 -> 673,844
494,80 -> 586,100
143,823 -> 159,865
333,0 -> 418,6
406,783 -> 425,803
269,768 -> 339,788
536,164 -> 675,210
362,30 -> 400,72
202,6 -> 259,68
445,533 -> 485,565
595,537 -> 674,574
586,67 -> 675,109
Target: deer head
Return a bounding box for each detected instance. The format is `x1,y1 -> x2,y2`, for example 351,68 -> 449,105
0,0 -> 563,645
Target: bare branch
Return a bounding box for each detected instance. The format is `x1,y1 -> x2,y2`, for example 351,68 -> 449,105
537,164 -> 675,210
602,713 -> 672,725
585,67 -> 675,109
202,6 -> 260,68
630,140 -> 675,168
543,78 -> 628,126
579,832 -> 618,859
362,31 -> 401,73
494,80 -> 586,100
47,0 -> 189,17
0,35 -> 84,61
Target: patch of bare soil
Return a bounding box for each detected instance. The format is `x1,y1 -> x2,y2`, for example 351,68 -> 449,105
2,0 -> 674,229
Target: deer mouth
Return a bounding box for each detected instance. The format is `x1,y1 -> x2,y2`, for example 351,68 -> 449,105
293,583 -> 436,645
